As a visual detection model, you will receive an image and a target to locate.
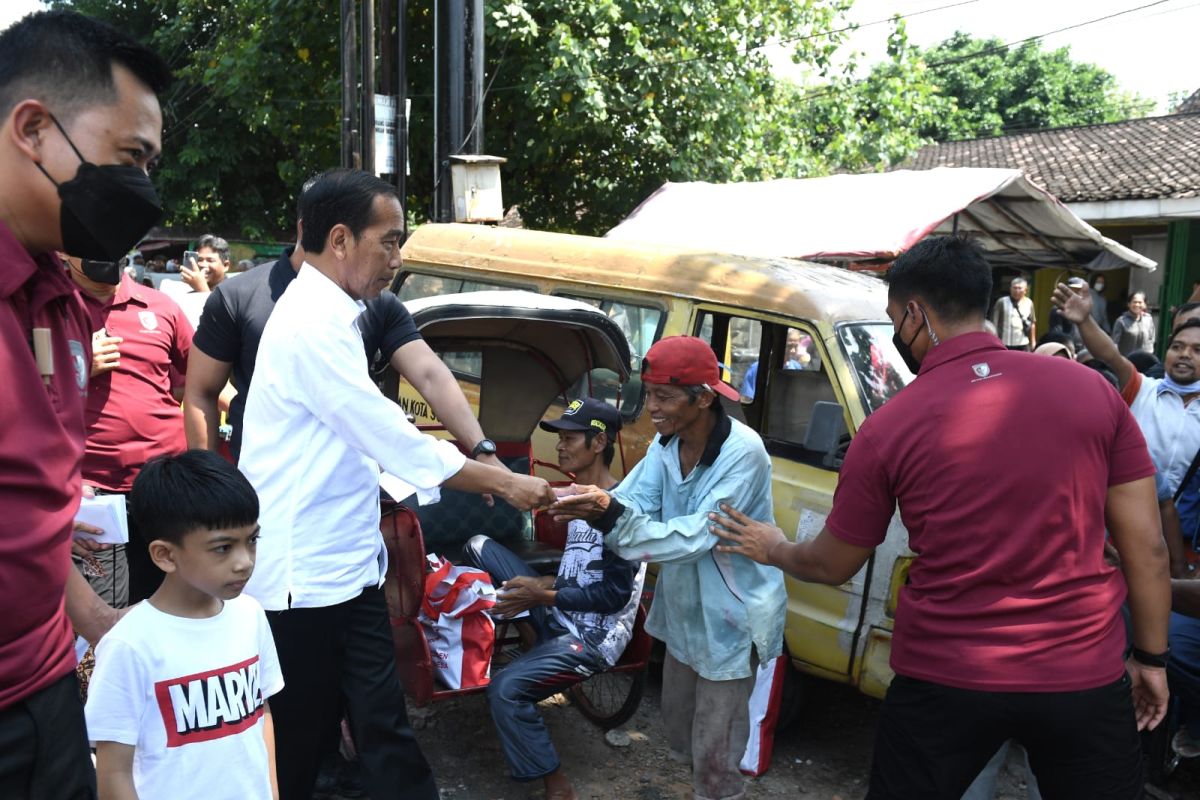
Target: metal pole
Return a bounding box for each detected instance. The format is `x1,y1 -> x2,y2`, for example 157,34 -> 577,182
361,0 -> 376,174
340,0 -> 358,169
440,0 -> 466,221
397,0 -> 409,239
469,0 -> 483,154
432,0 -> 440,220
447,0 -> 465,154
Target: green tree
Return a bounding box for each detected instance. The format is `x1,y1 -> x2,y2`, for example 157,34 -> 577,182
51,1 -> 943,237
53,0 -> 340,240
911,32 -> 1154,142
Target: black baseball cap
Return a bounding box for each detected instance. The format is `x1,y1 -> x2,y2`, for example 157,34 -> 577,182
539,397 -> 622,436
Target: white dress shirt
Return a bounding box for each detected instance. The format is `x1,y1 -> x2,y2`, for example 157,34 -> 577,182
239,264 -> 466,610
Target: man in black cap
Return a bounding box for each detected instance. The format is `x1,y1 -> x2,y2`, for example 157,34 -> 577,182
463,398 -> 645,800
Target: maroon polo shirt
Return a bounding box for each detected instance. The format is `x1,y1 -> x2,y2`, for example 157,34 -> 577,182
80,274 -> 192,491
827,332 -> 1154,692
0,222 -> 92,710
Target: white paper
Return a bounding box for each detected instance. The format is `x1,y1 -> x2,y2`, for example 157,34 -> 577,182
75,494 -> 129,544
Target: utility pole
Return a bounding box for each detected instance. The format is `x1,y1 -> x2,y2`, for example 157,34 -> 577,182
432,0 -> 485,221
339,0 -> 358,169
360,0 -> 375,175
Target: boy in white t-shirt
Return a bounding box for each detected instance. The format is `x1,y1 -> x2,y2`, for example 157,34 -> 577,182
85,450 -> 284,799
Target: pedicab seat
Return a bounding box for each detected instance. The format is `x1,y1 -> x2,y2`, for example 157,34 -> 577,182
380,497 -> 649,710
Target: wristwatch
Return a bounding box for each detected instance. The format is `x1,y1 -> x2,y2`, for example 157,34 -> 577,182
471,438 -> 497,459
1131,647 -> 1169,669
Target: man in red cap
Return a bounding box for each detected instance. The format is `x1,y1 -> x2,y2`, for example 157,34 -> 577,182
553,336 -> 785,800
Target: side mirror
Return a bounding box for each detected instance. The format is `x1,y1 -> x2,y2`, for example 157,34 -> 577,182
803,401 -> 848,470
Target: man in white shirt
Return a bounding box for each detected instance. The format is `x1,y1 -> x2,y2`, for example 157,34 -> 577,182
238,167 -> 555,800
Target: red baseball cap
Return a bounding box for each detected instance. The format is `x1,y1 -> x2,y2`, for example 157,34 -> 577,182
641,336 -> 740,401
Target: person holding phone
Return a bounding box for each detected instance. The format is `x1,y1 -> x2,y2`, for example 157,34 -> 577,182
168,234 -> 230,327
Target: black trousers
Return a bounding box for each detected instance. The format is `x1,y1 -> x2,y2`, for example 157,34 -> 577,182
0,672 -> 96,800
266,586 -> 438,800
867,674 -> 1144,800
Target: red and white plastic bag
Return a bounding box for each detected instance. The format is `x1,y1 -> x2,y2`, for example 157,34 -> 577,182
740,655 -> 788,777
419,554 -> 497,690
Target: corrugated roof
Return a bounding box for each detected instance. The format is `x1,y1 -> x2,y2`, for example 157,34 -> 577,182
904,113 -> 1200,203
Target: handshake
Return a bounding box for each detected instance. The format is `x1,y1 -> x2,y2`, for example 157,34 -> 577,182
491,474 -> 611,523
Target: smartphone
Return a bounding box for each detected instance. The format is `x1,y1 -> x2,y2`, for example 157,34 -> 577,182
182,250 -> 200,269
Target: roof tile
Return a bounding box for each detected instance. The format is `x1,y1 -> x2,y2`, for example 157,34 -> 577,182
903,113 -> 1200,202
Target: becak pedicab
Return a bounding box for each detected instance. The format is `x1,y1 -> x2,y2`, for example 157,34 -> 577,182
376,290 -> 652,729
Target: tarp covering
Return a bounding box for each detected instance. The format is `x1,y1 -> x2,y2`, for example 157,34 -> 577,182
606,168 -> 1155,272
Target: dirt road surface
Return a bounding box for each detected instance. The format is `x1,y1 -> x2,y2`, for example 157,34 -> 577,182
322,672 -> 1199,799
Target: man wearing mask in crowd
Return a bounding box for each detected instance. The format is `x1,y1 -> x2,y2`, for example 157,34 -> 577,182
714,237 -> 1169,800
238,167 -> 556,800
1053,285 -> 1200,511
65,252 -> 191,607
0,10 -> 169,797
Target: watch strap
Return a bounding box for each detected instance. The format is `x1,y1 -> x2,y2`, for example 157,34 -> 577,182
470,439 -> 496,458
1131,647 -> 1169,668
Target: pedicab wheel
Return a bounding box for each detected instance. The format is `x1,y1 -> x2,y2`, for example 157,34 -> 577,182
569,669 -> 646,730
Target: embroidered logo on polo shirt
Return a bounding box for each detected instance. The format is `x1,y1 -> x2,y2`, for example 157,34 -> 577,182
68,339 -> 87,391
153,656 -> 265,747
970,362 -> 1003,383
138,311 -> 158,331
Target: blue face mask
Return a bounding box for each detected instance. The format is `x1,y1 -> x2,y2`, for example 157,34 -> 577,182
1162,375 -> 1200,395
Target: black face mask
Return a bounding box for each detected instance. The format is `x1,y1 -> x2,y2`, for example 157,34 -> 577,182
80,258 -> 123,285
35,114 -> 162,262
892,307 -> 924,375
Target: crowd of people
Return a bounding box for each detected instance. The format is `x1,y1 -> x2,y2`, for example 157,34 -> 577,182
2,9 -> 1197,800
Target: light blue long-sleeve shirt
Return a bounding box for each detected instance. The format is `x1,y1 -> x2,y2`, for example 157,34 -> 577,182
600,412 -> 786,681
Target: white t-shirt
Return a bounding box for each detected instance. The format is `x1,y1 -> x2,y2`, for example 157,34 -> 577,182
85,595 -> 284,800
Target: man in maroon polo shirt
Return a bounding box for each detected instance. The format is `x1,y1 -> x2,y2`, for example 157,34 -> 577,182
711,236 -> 1171,800
0,11 -> 169,798
65,255 -> 191,605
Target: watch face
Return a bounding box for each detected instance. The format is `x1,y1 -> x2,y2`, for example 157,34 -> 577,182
476,439 -> 497,456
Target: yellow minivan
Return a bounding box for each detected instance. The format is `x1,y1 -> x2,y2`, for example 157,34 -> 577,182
392,223 -> 917,706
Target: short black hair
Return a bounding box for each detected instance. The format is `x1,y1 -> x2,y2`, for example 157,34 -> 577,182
298,168 -> 399,254
130,450 -> 259,547
582,429 -> 616,467
1169,318 -> 1200,348
1128,350 -> 1161,375
197,234 -> 230,262
1083,358 -> 1119,388
1174,302 -> 1200,329
886,236 -> 993,323
0,11 -> 170,123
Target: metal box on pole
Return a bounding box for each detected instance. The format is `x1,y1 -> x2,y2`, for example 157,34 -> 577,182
449,154 -> 506,223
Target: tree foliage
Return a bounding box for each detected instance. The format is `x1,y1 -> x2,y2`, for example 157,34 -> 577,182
52,0 -> 340,240
910,32 -> 1154,142
48,4 -> 1152,238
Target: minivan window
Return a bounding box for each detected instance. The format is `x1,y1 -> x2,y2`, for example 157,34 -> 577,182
558,295 -> 664,420
395,272 -> 523,303
836,322 -> 914,415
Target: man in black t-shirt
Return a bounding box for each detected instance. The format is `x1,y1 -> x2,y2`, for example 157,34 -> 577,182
184,239 -> 502,469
